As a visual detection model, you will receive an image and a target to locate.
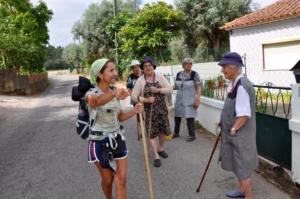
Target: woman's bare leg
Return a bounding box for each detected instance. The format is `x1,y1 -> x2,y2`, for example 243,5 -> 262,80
94,162 -> 114,199
149,138 -> 159,159
158,133 -> 166,152
114,158 -> 128,199
238,178 -> 254,199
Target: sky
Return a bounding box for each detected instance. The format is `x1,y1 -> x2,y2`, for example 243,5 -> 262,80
30,0 -> 278,47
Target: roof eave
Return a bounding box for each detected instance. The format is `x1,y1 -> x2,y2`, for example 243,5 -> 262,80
220,15 -> 300,31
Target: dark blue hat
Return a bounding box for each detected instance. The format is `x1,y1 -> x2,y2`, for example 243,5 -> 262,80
140,56 -> 156,70
218,52 -> 244,66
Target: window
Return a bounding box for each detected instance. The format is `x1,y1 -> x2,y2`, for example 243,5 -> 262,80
261,35 -> 300,70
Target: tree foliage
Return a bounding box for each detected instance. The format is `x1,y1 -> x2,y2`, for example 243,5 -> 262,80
176,0 -> 255,60
0,0 -> 53,74
44,45 -> 69,71
62,43 -> 84,74
118,1 -> 184,62
71,0 -> 140,68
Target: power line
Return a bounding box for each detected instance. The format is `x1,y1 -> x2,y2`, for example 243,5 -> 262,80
51,35 -> 73,46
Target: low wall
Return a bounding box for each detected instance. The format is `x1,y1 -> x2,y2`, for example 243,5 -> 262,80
0,69 -> 49,95
156,62 -> 221,80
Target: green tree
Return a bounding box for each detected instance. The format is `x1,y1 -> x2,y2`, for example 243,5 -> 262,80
119,1 -> 184,63
0,0 -> 53,74
71,0 -> 139,68
176,0 -> 256,60
44,45 -> 68,70
62,43 -> 84,74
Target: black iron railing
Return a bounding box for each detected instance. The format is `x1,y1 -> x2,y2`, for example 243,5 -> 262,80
254,83 -> 292,119
201,81 -> 292,119
201,79 -> 229,101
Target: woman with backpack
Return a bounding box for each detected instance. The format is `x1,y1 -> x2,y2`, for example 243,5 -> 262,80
85,58 -> 143,199
172,58 -> 202,142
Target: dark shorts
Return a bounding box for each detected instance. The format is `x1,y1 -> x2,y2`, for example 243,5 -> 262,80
88,138 -> 128,163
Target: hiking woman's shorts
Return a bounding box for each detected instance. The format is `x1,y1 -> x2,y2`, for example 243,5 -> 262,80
88,138 -> 128,163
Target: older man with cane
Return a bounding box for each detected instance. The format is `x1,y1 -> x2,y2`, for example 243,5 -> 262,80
218,52 -> 258,199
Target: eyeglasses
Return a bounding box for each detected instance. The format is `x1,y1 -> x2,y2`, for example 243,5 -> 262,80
186,62 -> 193,65
143,64 -> 153,68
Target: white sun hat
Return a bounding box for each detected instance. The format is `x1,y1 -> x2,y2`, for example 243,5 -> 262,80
130,60 -> 140,68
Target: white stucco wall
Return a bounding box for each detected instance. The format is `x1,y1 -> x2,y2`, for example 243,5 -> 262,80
289,84 -> 300,184
230,17 -> 300,87
155,62 -> 222,81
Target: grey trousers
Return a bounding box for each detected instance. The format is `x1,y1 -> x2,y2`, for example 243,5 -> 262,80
174,117 -> 195,137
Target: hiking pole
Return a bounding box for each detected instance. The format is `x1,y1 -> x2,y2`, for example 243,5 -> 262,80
196,132 -> 221,192
147,95 -> 154,161
137,96 -> 154,199
136,114 -> 140,141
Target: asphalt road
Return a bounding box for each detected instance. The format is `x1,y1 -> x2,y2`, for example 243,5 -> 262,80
0,75 -> 291,199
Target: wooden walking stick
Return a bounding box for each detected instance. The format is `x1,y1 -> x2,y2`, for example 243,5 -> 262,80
196,132 -> 221,192
137,96 -> 154,199
147,97 -> 154,161
136,114 -> 140,141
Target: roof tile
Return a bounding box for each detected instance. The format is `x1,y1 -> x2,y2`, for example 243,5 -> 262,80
220,0 -> 300,30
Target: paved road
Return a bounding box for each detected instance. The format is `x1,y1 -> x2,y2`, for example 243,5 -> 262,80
0,75 -> 290,199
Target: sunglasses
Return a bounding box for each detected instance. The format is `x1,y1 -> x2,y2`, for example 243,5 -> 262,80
186,62 -> 193,65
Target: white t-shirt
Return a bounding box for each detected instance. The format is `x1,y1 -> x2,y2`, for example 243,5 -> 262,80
227,74 -> 251,118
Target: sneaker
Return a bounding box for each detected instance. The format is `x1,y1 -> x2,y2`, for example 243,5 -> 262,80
172,133 -> 180,138
186,136 -> 196,142
158,150 -> 168,158
154,159 -> 161,167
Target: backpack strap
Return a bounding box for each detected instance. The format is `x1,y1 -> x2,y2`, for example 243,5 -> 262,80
176,72 -> 181,81
89,86 -> 120,130
191,71 -> 196,80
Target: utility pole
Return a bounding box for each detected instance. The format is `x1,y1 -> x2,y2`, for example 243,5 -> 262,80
242,53 -> 247,76
113,0 -> 118,69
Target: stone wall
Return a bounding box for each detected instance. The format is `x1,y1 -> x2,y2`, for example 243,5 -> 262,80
0,69 -> 49,95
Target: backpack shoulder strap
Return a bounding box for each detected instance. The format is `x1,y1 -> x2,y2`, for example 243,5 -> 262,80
191,71 -> 196,80
109,85 -> 116,90
176,72 -> 181,81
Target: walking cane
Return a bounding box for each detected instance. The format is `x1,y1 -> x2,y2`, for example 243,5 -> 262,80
147,96 -> 154,160
196,132 -> 221,192
137,96 -> 154,199
136,114 -> 140,141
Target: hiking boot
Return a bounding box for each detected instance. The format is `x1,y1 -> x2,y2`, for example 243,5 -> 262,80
158,150 -> 168,158
172,133 -> 180,138
186,136 -> 196,142
154,159 -> 161,167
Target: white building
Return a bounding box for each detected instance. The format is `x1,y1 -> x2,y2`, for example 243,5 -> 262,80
220,0 -> 300,87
